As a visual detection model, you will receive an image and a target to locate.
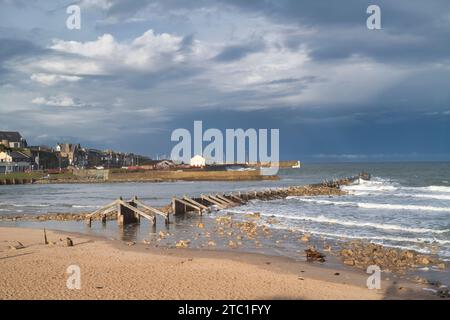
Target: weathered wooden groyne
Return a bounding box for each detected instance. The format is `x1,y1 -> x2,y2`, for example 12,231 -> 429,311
86,173 -> 368,230
86,196 -> 169,227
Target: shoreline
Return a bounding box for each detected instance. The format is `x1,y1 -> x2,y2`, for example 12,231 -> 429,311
0,168 -> 280,185
0,226 -> 437,300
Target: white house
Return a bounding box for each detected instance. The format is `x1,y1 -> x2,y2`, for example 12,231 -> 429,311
190,155 -> 206,167
0,151 -> 32,174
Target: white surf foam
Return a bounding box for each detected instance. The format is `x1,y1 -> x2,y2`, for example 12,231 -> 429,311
422,186 -> 450,193
288,197 -> 450,213
348,191 -> 450,201
71,205 -> 101,208
260,213 -> 449,234
6,203 -> 50,207
269,224 -> 450,245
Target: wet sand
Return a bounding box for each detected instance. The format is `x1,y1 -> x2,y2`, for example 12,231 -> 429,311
0,227 -> 435,300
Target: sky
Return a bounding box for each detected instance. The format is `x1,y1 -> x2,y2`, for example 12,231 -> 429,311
0,0 -> 449,162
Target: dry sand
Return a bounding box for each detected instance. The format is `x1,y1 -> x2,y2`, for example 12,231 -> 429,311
0,227 -> 433,300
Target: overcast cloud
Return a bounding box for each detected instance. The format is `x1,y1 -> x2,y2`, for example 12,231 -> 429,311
0,0 -> 449,160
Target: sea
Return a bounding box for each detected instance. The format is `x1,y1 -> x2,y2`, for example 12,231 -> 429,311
1,162 -> 449,283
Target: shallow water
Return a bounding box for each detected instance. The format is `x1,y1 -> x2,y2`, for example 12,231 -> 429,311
1,162 -> 449,284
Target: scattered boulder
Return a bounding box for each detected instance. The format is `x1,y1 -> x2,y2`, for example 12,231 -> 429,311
305,247 -> 326,263
175,240 -> 190,248
299,234 -> 310,242
417,256 -> 431,265
244,212 -> 261,219
216,216 -> 232,225
338,241 -> 443,272
159,231 -> 167,239
228,240 -> 238,249
343,259 -> 355,266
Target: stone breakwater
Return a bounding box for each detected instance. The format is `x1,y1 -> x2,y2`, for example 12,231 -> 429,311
339,241 -> 446,272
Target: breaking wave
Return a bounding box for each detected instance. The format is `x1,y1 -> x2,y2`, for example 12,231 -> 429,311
287,197 -> 450,213
260,213 -> 449,234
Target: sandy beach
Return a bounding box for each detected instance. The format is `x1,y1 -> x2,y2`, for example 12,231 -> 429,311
0,227 -> 435,300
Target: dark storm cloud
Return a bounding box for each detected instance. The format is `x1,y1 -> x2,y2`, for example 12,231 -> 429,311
214,41 -> 266,62
124,65 -> 205,90
265,76 -> 323,86
0,38 -> 46,63
0,38 -> 48,84
95,0 -> 450,64
222,0 -> 450,64
93,0 -> 211,20
223,0 -> 450,29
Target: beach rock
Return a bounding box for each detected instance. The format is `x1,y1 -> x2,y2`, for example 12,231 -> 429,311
207,241 -> 216,246
305,247 -> 326,263
159,231 -> 167,239
343,259 -> 355,266
299,234 -> 310,242
228,240 -> 238,249
437,263 -> 446,270
265,217 -> 279,224
402,250 -> 415,260
197,222 -> 205,229
244,212 -> 261,219
417,256 -> 431,265
340,249 -> 354,257
125,241 -> 135,246
438,289 -> 450,298
216,216 -> 232,225
175,240 -> 190,248
412,276 -> 428,284
65,238 -> 74,247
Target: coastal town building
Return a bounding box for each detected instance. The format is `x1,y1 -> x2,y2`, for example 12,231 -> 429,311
0,131 -> 27,149
0,150 -> 32,174
28,146 -> 59,170
0,130 -> 163,172
138,159 -> 175,170
55,143 -> 82,166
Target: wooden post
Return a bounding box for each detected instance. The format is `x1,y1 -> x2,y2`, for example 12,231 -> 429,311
117,199 -> 139,225
165,213 -> 169,225
172,197 -> 176,215
130,196 -> 140,224
43,228 -> 48,245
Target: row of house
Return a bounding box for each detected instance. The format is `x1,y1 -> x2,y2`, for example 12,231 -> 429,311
53,143 -> 151,169
0,131 -> 155,174
0,131 -> 211,175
